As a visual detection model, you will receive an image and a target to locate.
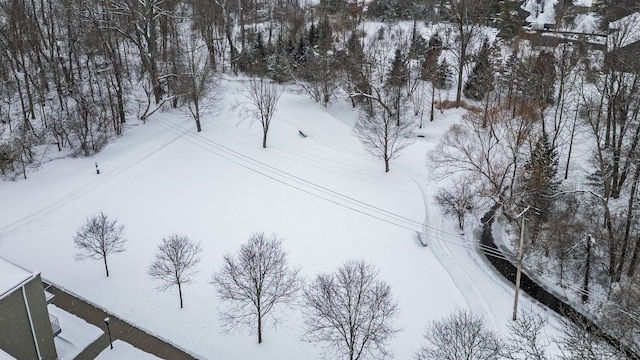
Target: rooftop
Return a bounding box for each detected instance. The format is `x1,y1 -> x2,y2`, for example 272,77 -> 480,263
0,348 -> 16,360
608,12 -> 640,49
0,258 -> 35,300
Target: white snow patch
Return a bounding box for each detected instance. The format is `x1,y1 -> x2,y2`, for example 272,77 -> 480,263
49,305 -> 103,360
609,12 -> 640,49
0,77 -> 567,359
96,341 -> 161,360
523,0 -> 560,25
573,0 -> 592,6
572,13 -> 601,33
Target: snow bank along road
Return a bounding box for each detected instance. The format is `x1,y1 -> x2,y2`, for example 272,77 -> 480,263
479,210 -> 640,360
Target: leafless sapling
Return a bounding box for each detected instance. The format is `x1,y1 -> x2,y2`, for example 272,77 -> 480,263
240,79 -> 283,148
73,212 -> 126,277
415,309 -> 504,360
148,234 -> 202,308
302,259 -> 400,360
506,310 -> 550,360
210,232 -> 302,344
434,176 -> 477,231
179,33 -> 219,132
354,96 -> 414,173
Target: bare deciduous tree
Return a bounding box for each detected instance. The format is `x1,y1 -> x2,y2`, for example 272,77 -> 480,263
211,232 -> 302,344
354,95 -> 414,173
302,259 -> 400,360
428,106 -> 533,214
434,176 -> 477,231
558,314 -> 627,360
148,234 -> 202,309
179,33 -> 220,132
440,0 -> 490,107
240,79 -> 283,148
415,309 -> 504,360
73,212 -> 126,277
506,310 -> 550,360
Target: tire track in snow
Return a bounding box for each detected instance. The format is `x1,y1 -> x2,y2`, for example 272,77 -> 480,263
0,116 -> 190,238
203,109 -> 499,320
216,109 -> 497,320
405,175 -> 496,320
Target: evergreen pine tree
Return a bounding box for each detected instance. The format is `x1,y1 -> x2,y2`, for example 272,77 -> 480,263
294,35 -> 308,66
532,50 -> 557,104
386,48 -> 408,125
270,34 -> 294,82
434,59 -> 453,89
496,0 -> 527,39
237,31 -> 268,76
463,38 -> 493,101
317,17 -> 333,53
386,48 -> 408,89
421,33 -> 442,81
253,32 -> 268,76
346,31 -> 369,106
409,27 -> 428,60
522,132 -> 560,224
308,23 -> 318,47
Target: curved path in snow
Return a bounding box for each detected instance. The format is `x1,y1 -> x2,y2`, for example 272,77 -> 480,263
407,177 -> 496,319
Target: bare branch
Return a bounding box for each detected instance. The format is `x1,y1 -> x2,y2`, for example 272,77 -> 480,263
210,232 -> 302,344
148,234 -> 202,308
73,211 -> 127,277
302,259 -> 399,360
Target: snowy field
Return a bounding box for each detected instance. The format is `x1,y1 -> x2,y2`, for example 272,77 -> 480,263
0,79 -> 564,359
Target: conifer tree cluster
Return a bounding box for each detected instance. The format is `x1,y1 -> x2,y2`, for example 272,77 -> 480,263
463,39 -> 494,101
520,132 -> 559,233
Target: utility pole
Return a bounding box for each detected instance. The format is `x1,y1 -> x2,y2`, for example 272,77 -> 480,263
512,206 -> 529,321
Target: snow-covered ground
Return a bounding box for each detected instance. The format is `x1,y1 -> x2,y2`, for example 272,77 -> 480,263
0,79 -> 564,359
96,341 -> 160,360
523,0 -> 559,26
48,305 -> 104,360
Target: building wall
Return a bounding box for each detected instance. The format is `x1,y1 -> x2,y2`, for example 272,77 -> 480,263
0,274 -> 58,360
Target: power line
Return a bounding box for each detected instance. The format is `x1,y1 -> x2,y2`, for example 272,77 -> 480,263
156,117 -> 629,309
155,118 -> 520,262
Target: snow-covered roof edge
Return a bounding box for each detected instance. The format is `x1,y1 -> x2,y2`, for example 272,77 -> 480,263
0,258 -> 38,300
608,12 -> 640,49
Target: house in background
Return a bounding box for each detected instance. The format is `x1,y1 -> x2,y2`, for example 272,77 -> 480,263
606,11 -> 640,72
0,258 -> 60,360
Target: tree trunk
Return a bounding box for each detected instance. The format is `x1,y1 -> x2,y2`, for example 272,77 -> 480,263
564,105 -> 578,179
262,130 -> 268,148
614,165 -> 640,282
114,63 -> 126,127
194,98 -> 202,132
604,205 -> 617,280
455,60 -> 463,108
103,256 -> 110,277
430,84 -> 435,122
178,282 -> 183,309
150,59 -> 163,104
257,313 -> 262,343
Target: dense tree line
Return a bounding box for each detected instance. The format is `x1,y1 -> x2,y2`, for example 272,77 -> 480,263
427,6 -> 640,357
